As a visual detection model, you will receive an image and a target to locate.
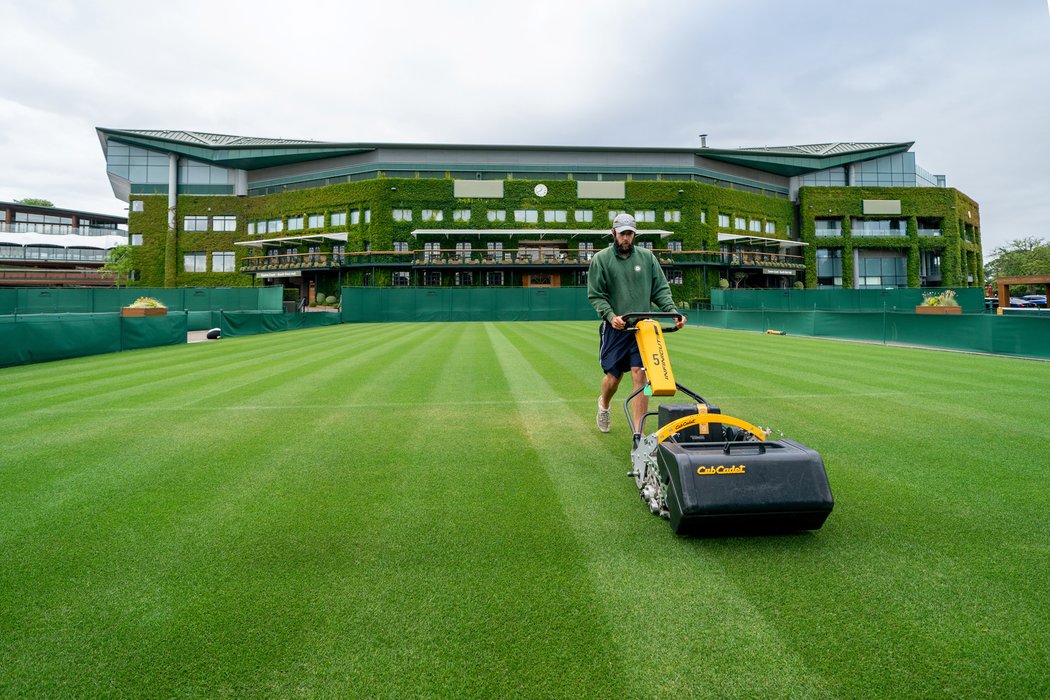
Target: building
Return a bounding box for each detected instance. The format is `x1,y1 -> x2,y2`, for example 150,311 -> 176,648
96,128 -> 982,303
0,201 -> 127,287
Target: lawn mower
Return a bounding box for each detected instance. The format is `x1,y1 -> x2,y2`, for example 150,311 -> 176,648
621,312 -> 833,536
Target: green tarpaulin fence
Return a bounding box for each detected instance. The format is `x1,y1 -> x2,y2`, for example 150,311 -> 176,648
711,288 -> 986,314
0,287 -> 283,316
219,311 -> 341,337
340,287 -> 597,323
0,313 -> 189,368
691,309 -> 1050,359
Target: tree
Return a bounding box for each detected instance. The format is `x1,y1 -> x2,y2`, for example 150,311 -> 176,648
14,198 -> 54,207
100,244 -> 136,287
984,237 -> 1050,290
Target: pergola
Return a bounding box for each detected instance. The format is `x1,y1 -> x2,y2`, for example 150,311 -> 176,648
996,275 -> 1050,302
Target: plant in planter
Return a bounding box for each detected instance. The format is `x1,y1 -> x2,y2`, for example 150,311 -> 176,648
917,289 -> 962,315
121,296 -> 168,317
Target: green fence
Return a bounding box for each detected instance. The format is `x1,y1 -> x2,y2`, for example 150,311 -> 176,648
220,311 -> 341,337
0,287 -> 283,317
0,313 -> 188,368
340,287 -> 596,323
711,288 -> 986,314
691,309 -> 1050,359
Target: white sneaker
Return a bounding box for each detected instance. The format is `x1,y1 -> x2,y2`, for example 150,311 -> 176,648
596,397 -> 611,433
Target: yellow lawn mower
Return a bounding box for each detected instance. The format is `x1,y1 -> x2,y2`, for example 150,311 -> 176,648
622,312 -> 833,536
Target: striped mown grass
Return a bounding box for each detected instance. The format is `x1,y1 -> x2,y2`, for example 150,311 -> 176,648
1,322 -> 1047,698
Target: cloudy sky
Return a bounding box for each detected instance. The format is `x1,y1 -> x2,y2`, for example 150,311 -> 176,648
1,0 -> 1047,252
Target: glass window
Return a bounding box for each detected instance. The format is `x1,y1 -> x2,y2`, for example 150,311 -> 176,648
453,209 -> 471,222
288,216 -> 304,231
454,272 -> 473,286
765,221 -> 776,234
183,216 -> 208,232
544,210 -> 567,223
393,209 -> 413,222
664,210 -> 681,223
574,209 -> 593,223
608,210 -> 627,222
749,220 -> 761,232
308,214 -> 324,228
816,248 -> 843,287
393,271 -> 411,286
183,252 -> 206,272
814,219 -> 842,237
634,210 -> 655,222
423,242 -> 441,261
734,217 -> 746,230
350,209 -> 361,225
212,251 -> 235,272
422,209 -> 444,222
851,218 -> 907,237
579,242 -> 595,260
637,241 -> 653,250
267,219 -> 283,234
700,211 -> 707,224
486,271 -> 504,286
667,241 -> 682,252
514,209 -> 538,223
487,210 -> 507,222
668,270 -> 683,285
130,200 -> 144,212
718,214 -> 730,228
331,211 -> 346,227
393,241 -> 409,252
212,215 -> 236,232
455,242 -> 471,257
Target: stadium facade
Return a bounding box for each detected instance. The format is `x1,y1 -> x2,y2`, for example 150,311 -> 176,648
0,200 -> 127,287
96,128 -> 983,303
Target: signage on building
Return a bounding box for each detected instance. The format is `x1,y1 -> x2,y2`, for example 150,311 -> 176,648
256,271 -> 301,279
762,268 -> 795,276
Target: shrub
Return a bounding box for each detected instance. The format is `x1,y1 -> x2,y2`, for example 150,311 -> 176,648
325,295 -> 337,305
127,296 -> 166,309
922,289 -> 959,307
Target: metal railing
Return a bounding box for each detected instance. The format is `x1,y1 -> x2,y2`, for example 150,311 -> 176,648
0,222 -> 126,237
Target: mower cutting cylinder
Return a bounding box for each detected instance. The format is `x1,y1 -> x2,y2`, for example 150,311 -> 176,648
656,438 -> 833,535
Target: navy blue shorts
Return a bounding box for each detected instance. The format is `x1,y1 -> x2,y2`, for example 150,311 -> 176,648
598,321 -> 642,378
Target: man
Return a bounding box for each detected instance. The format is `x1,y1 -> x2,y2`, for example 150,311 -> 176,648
587,212 -> 685,433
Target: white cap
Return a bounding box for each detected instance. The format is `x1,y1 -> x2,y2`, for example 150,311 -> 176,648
612,212 -> 638,234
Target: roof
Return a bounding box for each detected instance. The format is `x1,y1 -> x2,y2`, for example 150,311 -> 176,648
96,128 -> 915,176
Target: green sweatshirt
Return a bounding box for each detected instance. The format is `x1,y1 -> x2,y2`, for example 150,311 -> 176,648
586,243 -> 677,322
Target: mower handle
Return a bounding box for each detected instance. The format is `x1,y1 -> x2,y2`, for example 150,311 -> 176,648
621,312 -> 684,334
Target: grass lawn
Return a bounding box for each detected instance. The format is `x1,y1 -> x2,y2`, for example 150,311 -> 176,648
1,321 -> 1047,698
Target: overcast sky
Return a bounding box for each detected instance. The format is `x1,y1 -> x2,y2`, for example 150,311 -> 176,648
1,0 -> 1047,252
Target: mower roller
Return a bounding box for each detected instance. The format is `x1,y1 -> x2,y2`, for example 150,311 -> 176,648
622,312 -> 833,536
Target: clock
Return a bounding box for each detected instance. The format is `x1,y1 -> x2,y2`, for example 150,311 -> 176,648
534,184 -> 548,197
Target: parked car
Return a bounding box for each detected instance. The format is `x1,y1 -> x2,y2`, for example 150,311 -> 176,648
1009,297 -> 1037,308
1021,294 -> 1047,308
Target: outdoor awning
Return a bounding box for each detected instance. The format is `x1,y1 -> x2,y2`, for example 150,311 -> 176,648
717,233 -> 807,248
233,232 -> 348,248
410,228 -> 674,239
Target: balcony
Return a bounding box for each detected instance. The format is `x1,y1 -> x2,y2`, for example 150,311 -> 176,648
241,252 -> 346,273
0,268 -> 113,287
0,222 -> 126,237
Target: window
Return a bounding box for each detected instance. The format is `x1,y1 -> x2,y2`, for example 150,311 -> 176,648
487,210 -> 507,222
393,209 -> 413,222
486,271 -> 504,286
364,209 -> 371,224
288,215 -> 304,231
213,215 -> 237,232
212,251 -> 235,272
816,248 -> 843,288
350,209 -> 361,225
183,252 -> 206,272
734,217 -> 746,230
363,240 -> 371,252
765,221 -> 776,234
667,241 -> 682,252
393,241 -> 409,252
700,211 -> 707,224
608,210 -> 627,222
308,214 -> 324,228
851,218 -> 907,237
424,270 -> 441,286
575,209 -> 593,223
856,251 -> 907,288
814,219 -> 842,237
579,242 -> 595,260
424,242 -> 441,261
718,214 -> 730,228
454,271 -> 473,286
637,241 -> 653,250
668,270 -> 684,285
247,221 -> 256,235
393,271 -> 411,286
453,209 -> 471,222
749,220 -> 762,232
331,211 -> 346,226
544,210 -> 567,223
253,218 -> 283,234
130,234 -> 143,246
514,209 -> 539,223
455,242 -> 471,258
183,216 -> 208,232
422,209 -> 444,222
130,200 -> 144,212
664,210 -> 681,223
634,210 -> 655,223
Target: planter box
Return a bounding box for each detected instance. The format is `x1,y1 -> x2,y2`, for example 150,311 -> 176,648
121,307 -> 167,317
915,305 -> 961,315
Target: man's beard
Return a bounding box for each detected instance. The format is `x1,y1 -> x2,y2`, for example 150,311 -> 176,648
616,240 -> 634,255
